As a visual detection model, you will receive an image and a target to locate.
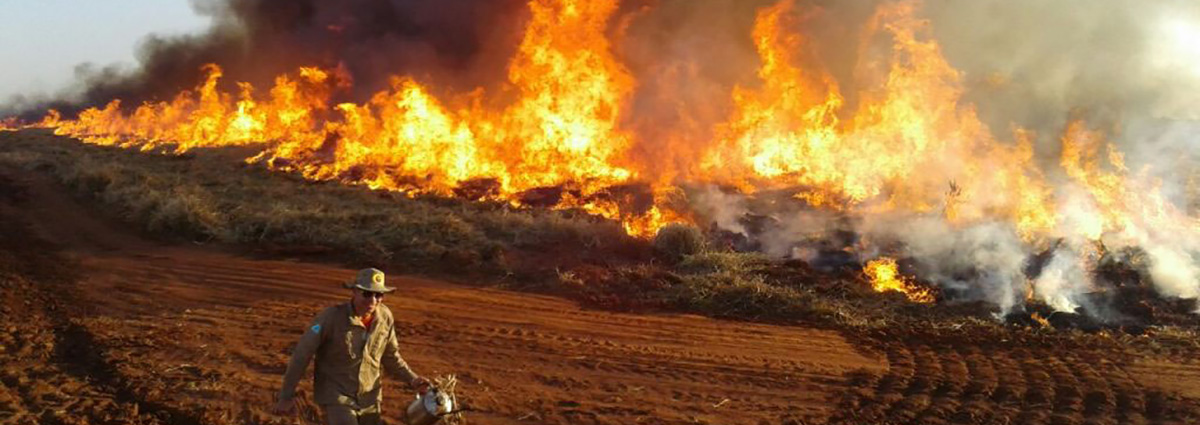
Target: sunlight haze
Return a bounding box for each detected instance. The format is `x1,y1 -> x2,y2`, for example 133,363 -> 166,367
0,1 -> 210,104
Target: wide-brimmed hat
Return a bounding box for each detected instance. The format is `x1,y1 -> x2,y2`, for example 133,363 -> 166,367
344,268 -> 396,293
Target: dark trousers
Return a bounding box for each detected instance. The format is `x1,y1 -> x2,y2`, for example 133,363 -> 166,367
322,403 -> 381,425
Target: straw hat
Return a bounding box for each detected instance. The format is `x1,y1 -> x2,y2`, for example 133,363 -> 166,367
344,268 -> 396,293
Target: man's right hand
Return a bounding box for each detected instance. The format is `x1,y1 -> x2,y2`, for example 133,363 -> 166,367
272,397 -> 297,415
411,376 -> 432,393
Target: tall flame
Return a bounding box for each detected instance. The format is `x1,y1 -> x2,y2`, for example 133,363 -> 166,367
1057,121 -> 1200,299
501,0 -> 635,190
295,0 -> 637,198
703,0 -> 845,200
694,0 -> 1060,241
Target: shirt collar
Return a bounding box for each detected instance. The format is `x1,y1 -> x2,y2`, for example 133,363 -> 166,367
345,301 -> 378,329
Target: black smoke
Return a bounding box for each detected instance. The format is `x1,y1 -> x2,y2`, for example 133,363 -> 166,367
4,0 -> 529,120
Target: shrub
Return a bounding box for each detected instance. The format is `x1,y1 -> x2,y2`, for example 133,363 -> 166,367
653,223 -> 706,262
669,271 -> 837,321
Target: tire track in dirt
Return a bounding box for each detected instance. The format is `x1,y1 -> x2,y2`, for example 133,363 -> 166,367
830,338 -> 1200,425
0,169 -> 206,425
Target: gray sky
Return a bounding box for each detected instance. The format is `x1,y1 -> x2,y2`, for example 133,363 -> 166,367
0,1 -> 210,104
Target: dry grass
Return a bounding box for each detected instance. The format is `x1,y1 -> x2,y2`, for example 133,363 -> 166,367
548,247 -> 938,330
0,131 -> 632,276
432,374 -> 466,425
677,251 -> 771,274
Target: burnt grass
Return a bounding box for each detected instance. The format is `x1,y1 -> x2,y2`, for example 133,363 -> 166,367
2,129 -> 1200,356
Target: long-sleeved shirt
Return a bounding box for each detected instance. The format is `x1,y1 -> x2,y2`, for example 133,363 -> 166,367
279,302 -> 419,407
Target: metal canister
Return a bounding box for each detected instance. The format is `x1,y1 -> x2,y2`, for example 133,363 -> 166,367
402,388 -> 454,425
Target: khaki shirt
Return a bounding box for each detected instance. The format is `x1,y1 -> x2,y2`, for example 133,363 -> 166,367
279,302 -> 419,407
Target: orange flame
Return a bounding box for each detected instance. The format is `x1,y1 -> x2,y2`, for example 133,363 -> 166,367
696,0 -> 1062,238
1030,312 -> 1052,328
292,0 -> 637,199
1055,120 -> 1183,242
48,64 -> 334,153
863,257 -> 936,303
0,117 -> 20,131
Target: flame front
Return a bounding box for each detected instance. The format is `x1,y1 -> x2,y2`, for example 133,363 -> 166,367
16,0 -> 1200,306
26,0 -> 1055,231
44,64 -> 334,152
291,0 -> 636,200
701,0 -> 1059,233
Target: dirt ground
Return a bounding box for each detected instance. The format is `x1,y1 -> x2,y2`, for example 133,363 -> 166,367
3,160 -> 1200,425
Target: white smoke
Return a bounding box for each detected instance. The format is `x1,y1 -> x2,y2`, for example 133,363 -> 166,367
1032,246 -> 1090,313
680,0 -> 1200,319
691,186 -> 750,236
1145,246 -> 1200,300
856,215 -> 1028,314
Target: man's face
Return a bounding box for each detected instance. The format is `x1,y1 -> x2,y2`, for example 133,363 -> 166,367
353,289 -> 384,315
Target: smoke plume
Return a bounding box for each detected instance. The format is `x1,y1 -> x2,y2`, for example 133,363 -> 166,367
4,0 -> 529,119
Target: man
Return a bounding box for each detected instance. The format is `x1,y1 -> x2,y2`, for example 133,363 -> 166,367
274,268 -> 430,425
